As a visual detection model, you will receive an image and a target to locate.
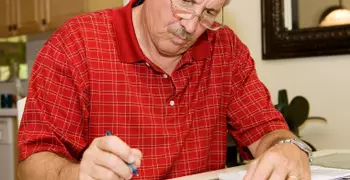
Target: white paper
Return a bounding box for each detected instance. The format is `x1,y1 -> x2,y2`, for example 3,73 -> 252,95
218,165 -> 350,180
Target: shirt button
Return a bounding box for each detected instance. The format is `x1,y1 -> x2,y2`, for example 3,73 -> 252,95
163,74 -> 168,78
169,100 -> 175,106
145,62 -> 150,67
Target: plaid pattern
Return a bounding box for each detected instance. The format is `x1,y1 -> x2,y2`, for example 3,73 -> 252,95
18,0 -> 288,179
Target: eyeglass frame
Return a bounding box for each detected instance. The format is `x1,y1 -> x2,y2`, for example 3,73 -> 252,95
170,0 -> 225,31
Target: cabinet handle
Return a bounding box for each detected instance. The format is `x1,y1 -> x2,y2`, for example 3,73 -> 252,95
8,25 -> 13,32
39,0 -> 45,24
13,24 -> 18,30
42,19 -> 47,25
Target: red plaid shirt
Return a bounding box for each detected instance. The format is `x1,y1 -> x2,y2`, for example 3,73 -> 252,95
18,0 -> 288,179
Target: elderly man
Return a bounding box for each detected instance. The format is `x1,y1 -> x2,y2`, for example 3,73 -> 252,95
17,0 -> 312,179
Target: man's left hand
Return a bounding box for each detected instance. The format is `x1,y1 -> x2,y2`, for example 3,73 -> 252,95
243,143 -> 311,180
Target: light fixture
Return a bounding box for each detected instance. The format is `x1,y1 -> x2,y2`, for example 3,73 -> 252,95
320,0 -> 350,27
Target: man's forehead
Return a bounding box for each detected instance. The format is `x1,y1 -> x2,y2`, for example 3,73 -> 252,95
190,0 -> 226,5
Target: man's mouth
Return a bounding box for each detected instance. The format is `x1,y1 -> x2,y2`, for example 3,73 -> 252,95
168,28 -> 193,41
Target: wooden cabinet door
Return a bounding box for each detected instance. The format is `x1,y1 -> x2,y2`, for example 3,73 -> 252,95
13,0 -> 44,35
0,0 -> 12,37
86,0 -> 123,12
44,0 -> 86,30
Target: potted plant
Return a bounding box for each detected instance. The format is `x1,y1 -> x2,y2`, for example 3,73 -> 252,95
0,42 -> 26,99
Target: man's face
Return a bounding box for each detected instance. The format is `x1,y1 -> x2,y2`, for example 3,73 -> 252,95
142,0 -> 226,57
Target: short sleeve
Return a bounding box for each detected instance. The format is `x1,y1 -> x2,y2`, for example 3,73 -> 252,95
18,32 -> 90,162
226,35 -> 289,160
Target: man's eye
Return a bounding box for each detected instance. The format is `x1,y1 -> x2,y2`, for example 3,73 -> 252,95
181,0 -> 194,4
206,10 -> 217,16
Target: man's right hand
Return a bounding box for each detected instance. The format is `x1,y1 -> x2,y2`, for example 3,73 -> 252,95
79,136 -> 142,180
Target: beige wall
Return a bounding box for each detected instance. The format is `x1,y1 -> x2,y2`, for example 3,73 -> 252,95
123,0 -> 130,5
225,1 -> 350,150
299,0 -> 350,28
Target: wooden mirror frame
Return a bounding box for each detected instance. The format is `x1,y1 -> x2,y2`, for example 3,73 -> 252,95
261,0 -> 350,60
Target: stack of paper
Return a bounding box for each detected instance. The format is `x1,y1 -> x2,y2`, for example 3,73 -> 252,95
218,165 -> 350,180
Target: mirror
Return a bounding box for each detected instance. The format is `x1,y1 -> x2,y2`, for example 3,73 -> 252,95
261,0 -> 350,59
284,0 -> 350,30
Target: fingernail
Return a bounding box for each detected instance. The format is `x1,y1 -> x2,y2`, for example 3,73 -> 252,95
128,156 -> 136,163
127,173 -> 133,180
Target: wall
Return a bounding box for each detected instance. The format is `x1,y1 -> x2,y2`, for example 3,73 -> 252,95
26,32 -> 53,77
123,0 -> 130,5
225,1 -> 350,150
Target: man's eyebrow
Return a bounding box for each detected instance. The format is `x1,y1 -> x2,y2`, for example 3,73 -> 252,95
191,0 -> 221,14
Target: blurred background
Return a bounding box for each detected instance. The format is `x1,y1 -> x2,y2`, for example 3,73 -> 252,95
1,0 -> 350,179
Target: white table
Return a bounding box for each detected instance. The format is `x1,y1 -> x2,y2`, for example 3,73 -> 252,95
171,149 -> 350,180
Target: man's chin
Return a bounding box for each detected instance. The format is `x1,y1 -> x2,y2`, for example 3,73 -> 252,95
171,35 -> 188,45
157,47 -> 186,57
154,40 -> 190,57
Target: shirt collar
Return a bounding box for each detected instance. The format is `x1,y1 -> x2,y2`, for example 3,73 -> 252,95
188,32 -> 211,61
112,0 -> 211,63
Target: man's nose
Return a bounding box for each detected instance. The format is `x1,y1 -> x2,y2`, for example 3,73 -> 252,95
180,16 -> 200,34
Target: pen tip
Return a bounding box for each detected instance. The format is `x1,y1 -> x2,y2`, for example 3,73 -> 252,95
105,130 -> 111,136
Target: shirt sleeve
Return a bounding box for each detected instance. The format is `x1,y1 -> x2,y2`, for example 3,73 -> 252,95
18,29 -> 90,162
226,32 -> 289,160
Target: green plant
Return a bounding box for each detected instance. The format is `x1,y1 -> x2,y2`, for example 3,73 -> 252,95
0,42 -> 26,80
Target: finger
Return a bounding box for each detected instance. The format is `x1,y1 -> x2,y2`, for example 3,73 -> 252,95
134,158 -> 141,169
268,167 -> 288,180
131,148 -> 143,168
285,159 -> 303,180
131,148 -> 143,160
94,150 -> 133,180
94,136 -> 135,164
78,173 -> 95,180
289,166 -> 310,180
299,157 -> 311,180
250,157 -> 275,180
301,166 -> 311,180
287,175 -> 299,180
90,164 -> 123,180
243,160 -> 258,180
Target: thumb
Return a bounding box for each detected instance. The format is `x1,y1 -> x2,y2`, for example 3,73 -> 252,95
243,159 -> 259,180
131,148 -> 143,168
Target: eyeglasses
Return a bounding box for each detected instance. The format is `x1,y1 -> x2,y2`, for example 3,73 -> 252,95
170,0 -> 224,31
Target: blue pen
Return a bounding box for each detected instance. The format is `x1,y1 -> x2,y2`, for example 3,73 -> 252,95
105,130 -> 139,176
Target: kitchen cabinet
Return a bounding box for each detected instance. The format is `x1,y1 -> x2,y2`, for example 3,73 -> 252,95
86,0 -> 124,12
13,0 -> 45,35
44,0 -> 86,30
0,0 -> 124,37
0,0 -> 12,37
